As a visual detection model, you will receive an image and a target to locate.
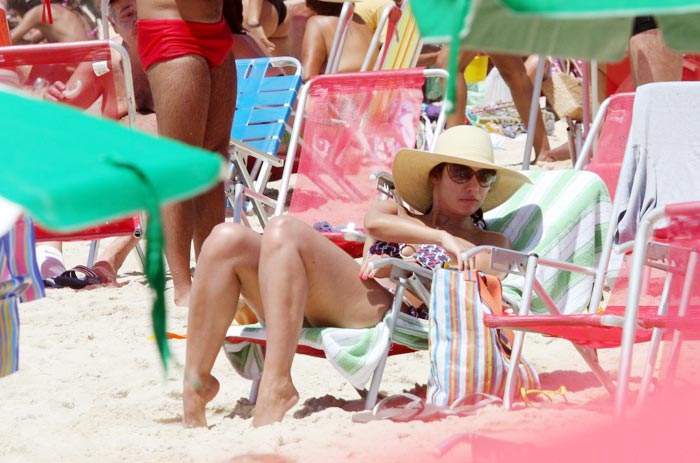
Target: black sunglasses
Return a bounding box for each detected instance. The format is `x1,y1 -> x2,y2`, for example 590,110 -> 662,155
446,164 -> 497,188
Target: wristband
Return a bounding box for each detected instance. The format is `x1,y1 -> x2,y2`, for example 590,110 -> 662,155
247,22 -> 262,28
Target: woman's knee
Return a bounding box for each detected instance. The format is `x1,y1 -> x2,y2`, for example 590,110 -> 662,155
263,216 -> 310,249
201,223 -> 258,260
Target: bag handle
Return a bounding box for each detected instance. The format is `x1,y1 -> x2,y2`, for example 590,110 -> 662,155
462,270 -> 504,316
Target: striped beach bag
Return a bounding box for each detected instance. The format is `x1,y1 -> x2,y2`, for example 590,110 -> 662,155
427,268 -> 538,407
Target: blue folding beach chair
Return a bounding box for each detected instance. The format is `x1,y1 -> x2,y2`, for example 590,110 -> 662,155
227,56 -> 303,226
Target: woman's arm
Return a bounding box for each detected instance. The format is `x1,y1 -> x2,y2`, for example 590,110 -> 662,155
364,199 -> 511,272
364,199 -> 445,245
44,61 -> 105,110
10,7 -> 41,44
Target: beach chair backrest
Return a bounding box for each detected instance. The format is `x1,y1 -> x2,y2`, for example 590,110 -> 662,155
0,41 -> 140,265
232,57 -> 302,159
361,2 -> 402,71
378,0 -> 422,70
576,92 -> 635,200
275,68 -> 448,229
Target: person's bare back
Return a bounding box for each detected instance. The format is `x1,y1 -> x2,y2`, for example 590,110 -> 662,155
9,2 -> 93,44
301,14 -> 374,80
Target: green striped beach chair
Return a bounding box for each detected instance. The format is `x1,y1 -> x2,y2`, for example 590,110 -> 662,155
224,169 -> 611,409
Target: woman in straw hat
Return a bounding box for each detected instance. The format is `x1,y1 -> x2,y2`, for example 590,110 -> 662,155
183,125 -> 530,428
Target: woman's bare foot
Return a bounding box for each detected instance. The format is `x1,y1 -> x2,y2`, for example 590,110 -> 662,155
535,143 -> 571,164
252,376 -> 299,427
183,374 -> 220,428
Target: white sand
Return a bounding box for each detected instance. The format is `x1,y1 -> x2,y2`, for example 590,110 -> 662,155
1,123 -> 667,462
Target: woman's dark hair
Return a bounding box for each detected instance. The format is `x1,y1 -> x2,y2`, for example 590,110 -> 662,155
427,163 -> 488,230
7,0 -> 44,15
306,0 -> 344,16
223,0 -> 244,34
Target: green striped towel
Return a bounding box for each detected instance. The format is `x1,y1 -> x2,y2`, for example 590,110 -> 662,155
224,312 -> 428,389
489,170 -> 611,314
224,169 -> 610,388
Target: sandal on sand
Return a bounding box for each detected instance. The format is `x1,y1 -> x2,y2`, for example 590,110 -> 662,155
53,265 -> 103,289
352,393 -> 441,424
440,393 -> 503,417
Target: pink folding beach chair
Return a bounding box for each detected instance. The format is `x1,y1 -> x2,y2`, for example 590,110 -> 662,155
280,67 -> 447,256
481,82 -> 700,415
0,41 -> 144,268
575,92 -> 635,200
232,67 -> 448,256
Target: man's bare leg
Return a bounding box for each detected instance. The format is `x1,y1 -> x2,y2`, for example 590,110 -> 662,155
629,28 -> 683,88
147,55 -> 212,306
193,51 -> 236,259
491,54 -> 552,162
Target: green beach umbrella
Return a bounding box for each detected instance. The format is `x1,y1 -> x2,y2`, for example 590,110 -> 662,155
0,88 -> 225,370
411,0 -> 700,109
501,0 -> 700,17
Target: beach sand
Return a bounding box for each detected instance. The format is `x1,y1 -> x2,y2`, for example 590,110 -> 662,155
3,123 -> 691,463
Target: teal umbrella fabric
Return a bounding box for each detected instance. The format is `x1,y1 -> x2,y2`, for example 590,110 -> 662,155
413,0 -> 700,60
501,0 -> 700,18
411,0 -> 700,109
0,89 -> 225,370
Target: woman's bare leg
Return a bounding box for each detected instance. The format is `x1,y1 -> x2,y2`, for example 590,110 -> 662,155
183,223 -> 266,427
252,216 -> 393,426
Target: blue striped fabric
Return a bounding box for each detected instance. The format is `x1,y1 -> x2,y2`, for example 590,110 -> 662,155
1,216 -> 45,378
427,269 -> 537,406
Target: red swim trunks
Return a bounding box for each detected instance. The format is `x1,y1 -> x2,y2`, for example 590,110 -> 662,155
137,18 -> 234,71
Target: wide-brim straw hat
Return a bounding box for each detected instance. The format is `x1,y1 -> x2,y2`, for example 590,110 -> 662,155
392,125 -> 532,213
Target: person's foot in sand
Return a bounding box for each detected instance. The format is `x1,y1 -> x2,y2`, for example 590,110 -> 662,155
91,260 -> 118,284
173,284 -> 191,308
252,375 -> 299,427
183,374 -> 220,428
534,143 -> 571,165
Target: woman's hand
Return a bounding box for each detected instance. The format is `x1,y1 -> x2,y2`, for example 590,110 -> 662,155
439,231 -> 478,271
359,253 -> 392,280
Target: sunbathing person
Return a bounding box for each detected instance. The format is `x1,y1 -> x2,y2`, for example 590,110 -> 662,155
241,0 -> 291,54
182,125 -> 530,427
7,0 -> 96,44
300,0 -> 376,81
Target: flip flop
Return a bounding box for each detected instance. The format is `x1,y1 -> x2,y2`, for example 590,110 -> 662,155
42,278 -> 64,289
352,393 -> 429,424
53,265 -> 103,289
440,393 -> 503,417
